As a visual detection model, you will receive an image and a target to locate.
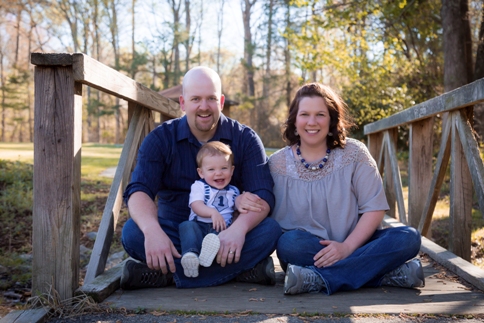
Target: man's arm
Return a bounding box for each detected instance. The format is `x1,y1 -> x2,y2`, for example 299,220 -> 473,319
128,191 -> 181,274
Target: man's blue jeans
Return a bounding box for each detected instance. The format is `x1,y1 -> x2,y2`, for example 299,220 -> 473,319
122,216 -> 282,288
178,220 -> 220,256
276,226 -> 421,295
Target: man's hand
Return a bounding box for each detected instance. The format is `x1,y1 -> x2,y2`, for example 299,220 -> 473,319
313,240 -> 351,268
144,226 -> 181,274
235,192 -> 264,214
216,226 -> 246,267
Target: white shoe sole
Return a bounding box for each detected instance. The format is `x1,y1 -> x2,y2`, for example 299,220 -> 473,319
181,252 -> 199,277
199,233 -> 220,267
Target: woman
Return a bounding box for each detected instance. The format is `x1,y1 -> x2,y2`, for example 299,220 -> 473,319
269,83 -> 424,295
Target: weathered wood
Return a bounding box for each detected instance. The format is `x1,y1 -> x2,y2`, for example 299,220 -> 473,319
33,66 -> 82,299
384,131 -> 407,224
364,77 -> 484,135
408,118 -> 434,228
31,53 -> 182,120
0,308 -> 49,323
71,54 -> 182,118
382,132 -> 395,218
385,216 -> 484,292
449,112 -> 472,261
367,132 -> 383,170
30,52 -> 74,66
418,117 -> 452,236
84,106 -> 150,284
455,110 -> 484,217
77,259 -> 126,302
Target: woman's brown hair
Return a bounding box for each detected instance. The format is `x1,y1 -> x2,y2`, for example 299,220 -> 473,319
283,83 -> 355,149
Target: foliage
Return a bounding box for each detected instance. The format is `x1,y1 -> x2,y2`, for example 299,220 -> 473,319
285,0 -> 443,136
0,160 -> 33,255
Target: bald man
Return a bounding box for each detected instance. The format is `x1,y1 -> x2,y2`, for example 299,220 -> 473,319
121,67 -> 282,290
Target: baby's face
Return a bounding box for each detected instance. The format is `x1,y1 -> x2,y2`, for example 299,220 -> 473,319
197,154 -> 234,189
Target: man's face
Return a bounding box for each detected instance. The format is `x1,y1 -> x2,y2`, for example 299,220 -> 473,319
180,71 -> 225,142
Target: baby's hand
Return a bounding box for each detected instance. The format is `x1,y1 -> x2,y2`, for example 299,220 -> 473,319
212,211 -> 227,232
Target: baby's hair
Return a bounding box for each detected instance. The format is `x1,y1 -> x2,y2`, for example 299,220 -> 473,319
197,141 -> 234,168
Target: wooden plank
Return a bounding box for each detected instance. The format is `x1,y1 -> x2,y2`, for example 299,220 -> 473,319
0,308 -> 49,323
364,77 -> 484,135
30,52 -> 74,66
455,110 -> 484,217
84,106 -> 148,284
408,118 -> 434,228
31,53 -> 182,119
77,259 -> 127,302
367,132 -> 383,172
384,130 -> 406,224
449,112 -> 473,261
385,216 -> 484,292
418,118 -> 452,236
71,54 -> 182,118
33,66 -> 81,300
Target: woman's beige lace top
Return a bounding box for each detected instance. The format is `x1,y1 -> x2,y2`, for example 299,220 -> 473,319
268,138 -> 389,242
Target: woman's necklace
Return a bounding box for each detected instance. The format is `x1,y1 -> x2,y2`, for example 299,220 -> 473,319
296,142 -> 331,171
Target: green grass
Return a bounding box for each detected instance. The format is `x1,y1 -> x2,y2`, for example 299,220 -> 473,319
0,143 -> 122,179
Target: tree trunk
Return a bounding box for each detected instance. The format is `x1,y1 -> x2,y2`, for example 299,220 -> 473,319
442,0 -> 473,92
185,0 -> 191,73
241,0 -> 256,129
259,0 -> 274,137
284,0 -> 292,109
473,4 -> 484,143
216,0 -> 225,74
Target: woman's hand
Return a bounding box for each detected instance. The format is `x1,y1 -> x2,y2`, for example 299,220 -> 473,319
313,240 -> 352,268
235,192 -> 264,214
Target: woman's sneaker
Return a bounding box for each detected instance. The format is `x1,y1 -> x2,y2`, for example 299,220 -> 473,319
199,233 -> 220,267
120,260 -> 173,290
181,252 -> 200,277
284,264 -> 325,295
381,258 -> 425,288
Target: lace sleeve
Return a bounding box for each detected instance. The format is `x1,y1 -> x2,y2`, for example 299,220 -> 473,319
268,147 -> 288,177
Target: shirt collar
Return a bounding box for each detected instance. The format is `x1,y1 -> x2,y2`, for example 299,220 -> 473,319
176,114 -> 233,143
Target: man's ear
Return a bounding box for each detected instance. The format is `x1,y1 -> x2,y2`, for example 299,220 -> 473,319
220,94 -> 225,111
179,95 -> 186,112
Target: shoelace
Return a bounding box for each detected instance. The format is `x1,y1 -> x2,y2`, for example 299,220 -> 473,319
302,271 -> 324,292
140,271 -> 163,286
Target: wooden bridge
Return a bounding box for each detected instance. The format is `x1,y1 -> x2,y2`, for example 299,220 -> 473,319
4,52 -> 484,322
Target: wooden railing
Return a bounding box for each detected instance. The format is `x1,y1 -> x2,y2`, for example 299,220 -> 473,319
364,79 -> 484,261
30,53 -> 182,300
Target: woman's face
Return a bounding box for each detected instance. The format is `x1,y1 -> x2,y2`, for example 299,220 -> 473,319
295,96 -> 331,148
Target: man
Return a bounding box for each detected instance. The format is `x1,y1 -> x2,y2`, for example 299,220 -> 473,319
121,66 -> 281,289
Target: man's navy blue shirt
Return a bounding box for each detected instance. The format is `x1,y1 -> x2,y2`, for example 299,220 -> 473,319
123,114 -> 275,224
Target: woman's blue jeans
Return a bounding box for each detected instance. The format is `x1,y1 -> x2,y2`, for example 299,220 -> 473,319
276,226 -> 421,295
122,216 -> 282,288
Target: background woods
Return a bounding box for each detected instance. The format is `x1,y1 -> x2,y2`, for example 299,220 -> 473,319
0,0 -> 484,147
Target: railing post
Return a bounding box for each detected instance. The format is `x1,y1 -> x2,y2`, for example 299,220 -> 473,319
449,112 -> 473,261
32,64 -> 82,299
408,118 -> 434,229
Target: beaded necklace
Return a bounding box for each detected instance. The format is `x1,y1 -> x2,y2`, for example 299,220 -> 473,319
296,142 -> 331,171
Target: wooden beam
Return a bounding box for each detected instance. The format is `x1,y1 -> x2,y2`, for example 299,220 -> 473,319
0,308 -> 49,323
77,259 -> 127,302
455,110 -> 484,217
364,77 -> 484,135
84,106 -> 149,284
449,112 -> 473,261
33,67 -> 82,299
31,53 -> 182,119
418,118 -> 452,236
408,118 -> 434,228
384,130 -> 407,224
